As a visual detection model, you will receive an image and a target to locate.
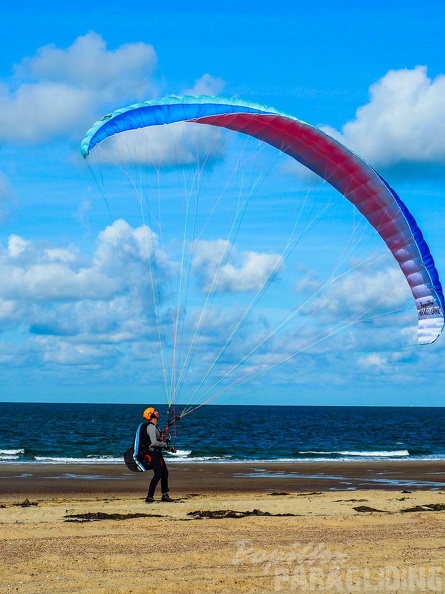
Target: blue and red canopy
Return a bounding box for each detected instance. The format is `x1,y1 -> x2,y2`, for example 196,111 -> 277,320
81,96 -> 444,344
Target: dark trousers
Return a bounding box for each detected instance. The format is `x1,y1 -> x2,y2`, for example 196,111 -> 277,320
147,449 -> 169,498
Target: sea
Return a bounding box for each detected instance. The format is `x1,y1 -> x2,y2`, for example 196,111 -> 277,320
1,403 -> 444,465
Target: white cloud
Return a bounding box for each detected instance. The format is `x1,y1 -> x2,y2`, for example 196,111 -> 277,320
322,66 -> 445,168
356,350 -> 413,375
0,220 -> 165,303
93,219 -> 169,305
182,73 -> 225,97
297,264 -> 410,326
0,222 -> 289,378
0,298 -> 22,331
0,220 -> 176,349
94,219 -> 160,272
16,32 -> 157,98
358,352 -> 388,371
0,34 -> 229,147
1,237 -> 115,301
95,120 -> 227,167
0,81 -> 93,142
192,239 -> 284,293
0,221 -> 172,373
0,32 -> 158,143
30,296 -> 140,342
8,234 -> 31,258
37,337 -> 119,366
86,72 -> 228,166
0,219 -> 440,393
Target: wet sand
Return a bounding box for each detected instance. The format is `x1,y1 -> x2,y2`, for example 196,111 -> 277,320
1,461 -> 444,593
0,459 -> 444,498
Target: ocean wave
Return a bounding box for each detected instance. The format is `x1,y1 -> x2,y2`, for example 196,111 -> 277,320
34,456 -> 122,464
165,449 -> 191,458
170,455 -> 232,462
0,448 -> 25,455
300,450 -> 410,458
0,448 -> 25,461
3,450 -> 445,465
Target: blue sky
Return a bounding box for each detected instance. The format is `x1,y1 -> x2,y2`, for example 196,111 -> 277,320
0,0 -> 445,406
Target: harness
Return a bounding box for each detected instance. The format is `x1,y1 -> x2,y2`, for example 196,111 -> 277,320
123,421 -> 153,472
124,411 -> 182,472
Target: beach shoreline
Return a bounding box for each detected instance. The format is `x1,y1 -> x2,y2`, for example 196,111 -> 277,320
0,459 -> 444,500
1,460 -> 444,593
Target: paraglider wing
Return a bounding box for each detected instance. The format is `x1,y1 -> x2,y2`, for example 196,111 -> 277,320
81,96 -> 444,345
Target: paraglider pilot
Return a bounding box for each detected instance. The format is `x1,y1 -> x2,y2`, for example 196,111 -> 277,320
143,407 -> 173,503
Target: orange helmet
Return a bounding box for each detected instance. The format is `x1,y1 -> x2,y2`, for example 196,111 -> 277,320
142,407 -> 156,420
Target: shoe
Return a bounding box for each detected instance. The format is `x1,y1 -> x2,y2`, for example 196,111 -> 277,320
161,494 -> 172,502
145,496 -> 154,503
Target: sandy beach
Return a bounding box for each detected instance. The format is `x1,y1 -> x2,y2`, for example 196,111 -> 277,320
1,461 -> 444,593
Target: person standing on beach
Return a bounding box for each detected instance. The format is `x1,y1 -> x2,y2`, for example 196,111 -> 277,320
142,407 -> 173,503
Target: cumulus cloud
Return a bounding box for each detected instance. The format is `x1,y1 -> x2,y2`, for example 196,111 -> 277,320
192,239 -> 284,293
331,267 -> 407,315
356,350 -> 416,376
95,119 -> 227,167
0,34 -> 230,149
0,223 -> 288,379
358,352 -> 389,371
0,220 -> 166,306
0,81 -> 93,143
93,74 -> 227,167
1,233 -> 116,301
0,298 -> 22,332
94,219 -> 162,275
87,68 -> 230,167
0,32 -> 158,143
29,297 -> 137,340
0,220 -> 176,375
16,32 -> 157,97
322,66 -> 445,168
0,216 -> 433,391
296,264 -> 410,327
36,336 -> 120,366
182,73 -> 225,97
